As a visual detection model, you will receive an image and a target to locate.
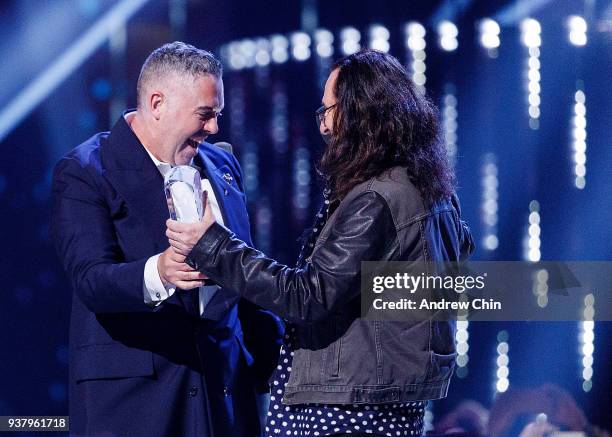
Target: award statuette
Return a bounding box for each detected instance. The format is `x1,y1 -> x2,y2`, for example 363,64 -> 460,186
164,166 -> 205,223
164,165 -> 217,292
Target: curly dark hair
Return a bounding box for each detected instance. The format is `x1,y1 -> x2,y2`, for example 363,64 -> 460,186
319,49 -> 455,205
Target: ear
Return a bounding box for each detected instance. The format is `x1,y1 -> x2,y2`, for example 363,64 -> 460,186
149,91 -> 165,121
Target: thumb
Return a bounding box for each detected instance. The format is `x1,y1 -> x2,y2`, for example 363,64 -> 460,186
201,190 -> 214,223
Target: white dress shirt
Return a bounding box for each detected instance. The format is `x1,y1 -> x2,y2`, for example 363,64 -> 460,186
140,146 -> 223,316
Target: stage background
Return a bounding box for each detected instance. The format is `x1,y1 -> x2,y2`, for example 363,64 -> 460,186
0,0 -> 610,433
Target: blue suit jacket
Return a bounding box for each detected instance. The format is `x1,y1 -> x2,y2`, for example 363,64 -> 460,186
51,114 -> 282,436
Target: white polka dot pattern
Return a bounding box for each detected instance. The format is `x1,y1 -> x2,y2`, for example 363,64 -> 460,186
264,327 -> 426,437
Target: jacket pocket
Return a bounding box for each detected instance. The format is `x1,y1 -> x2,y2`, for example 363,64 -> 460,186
427,351 -> 457,382
318,317 -> 342,379
327,337 -> 341,377
73,343 -> 154,383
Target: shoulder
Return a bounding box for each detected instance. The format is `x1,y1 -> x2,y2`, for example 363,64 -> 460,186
343,167 -> 452,226
52,132 -> 110,195
369,167 -> 423,209
199,141 -> 244,185
54,132 -> 109,176
200,141 -> 238,167
345,167 -> 423,211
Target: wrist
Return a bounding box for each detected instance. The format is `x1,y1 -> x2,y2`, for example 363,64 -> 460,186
203,219 -> 215,236
157,254 -> 170,287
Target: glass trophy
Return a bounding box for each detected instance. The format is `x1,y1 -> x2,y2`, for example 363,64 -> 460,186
164,166 -> 204,223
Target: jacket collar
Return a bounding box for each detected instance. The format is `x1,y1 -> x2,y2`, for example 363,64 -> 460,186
193,148 -> 230,226
100,112 -> 169,252
102,110 -> 150,170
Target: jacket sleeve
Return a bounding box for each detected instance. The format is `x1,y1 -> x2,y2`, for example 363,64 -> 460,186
451,193 -> 476,260
229,151 -> 285,388
51,156 -> 156,314
186,191 -> 396,325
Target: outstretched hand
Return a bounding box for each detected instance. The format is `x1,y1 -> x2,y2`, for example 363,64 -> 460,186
166,191 -> 216,257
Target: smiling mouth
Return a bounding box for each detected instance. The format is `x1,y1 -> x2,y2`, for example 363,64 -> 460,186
187,137 -> 203,148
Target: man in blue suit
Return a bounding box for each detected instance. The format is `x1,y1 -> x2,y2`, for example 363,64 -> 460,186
51,42 -> 281,436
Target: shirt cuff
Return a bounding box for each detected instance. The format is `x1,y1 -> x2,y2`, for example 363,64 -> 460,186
143,254 -> 176,307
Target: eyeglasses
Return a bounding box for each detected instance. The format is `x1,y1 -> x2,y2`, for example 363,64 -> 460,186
315,103 -> 337,127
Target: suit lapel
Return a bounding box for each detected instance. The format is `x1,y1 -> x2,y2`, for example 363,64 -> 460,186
195,145 -> 254,247
100,114 -> 169,254
101,115 -> 201,315
195,149 -> 231,226
193,146 -> 248,320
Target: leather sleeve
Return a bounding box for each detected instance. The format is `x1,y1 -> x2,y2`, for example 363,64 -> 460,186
230,149 -> 284,389
186,191 -> 396,325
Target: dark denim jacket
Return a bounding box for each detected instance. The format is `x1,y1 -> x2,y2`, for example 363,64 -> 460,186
187,166 -> 475,405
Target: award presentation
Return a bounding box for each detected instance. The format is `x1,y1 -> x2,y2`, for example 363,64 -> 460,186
0,1 -> 610,437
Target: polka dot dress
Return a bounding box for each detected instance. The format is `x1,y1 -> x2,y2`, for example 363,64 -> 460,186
265,327 -> 426,437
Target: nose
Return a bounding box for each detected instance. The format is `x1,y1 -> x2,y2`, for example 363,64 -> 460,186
319,118 -> 328,136
204,116 -> 219,135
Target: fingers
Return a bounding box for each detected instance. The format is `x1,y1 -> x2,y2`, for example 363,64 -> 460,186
203,197 -> 214,223
168,248 -> 186,263
166,219 -> 189,232
166,228 -> 182,242
159,244 -> 209,290
167,250 -> 208,281
164,245 -> 200,267
161,257 -> 208,289
166,220 -> 206,244
175,280 -> 207,289
166,229 -> 190,254
176,270 -> 207,281
166,229 -> 191,254
168,242 -> 190,257
166,218 -> 202,234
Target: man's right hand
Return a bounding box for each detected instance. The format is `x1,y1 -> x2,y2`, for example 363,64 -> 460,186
157,246 -> 208,290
